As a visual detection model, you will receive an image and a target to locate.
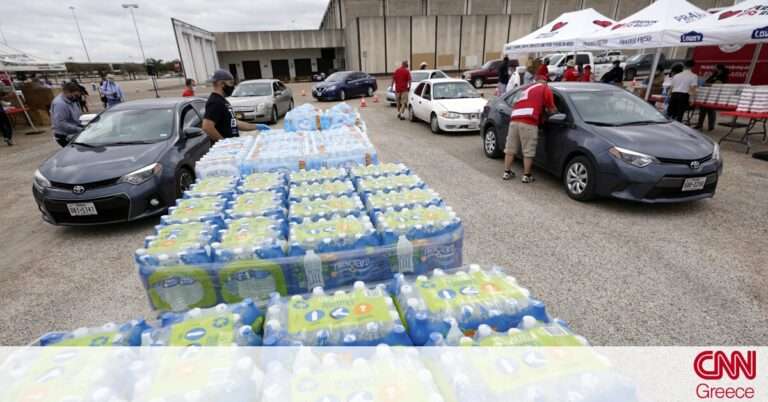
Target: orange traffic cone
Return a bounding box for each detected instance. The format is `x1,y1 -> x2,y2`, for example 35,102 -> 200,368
301,89 -> 306,97
360,97 -> 367,108
373,94 -> 379,103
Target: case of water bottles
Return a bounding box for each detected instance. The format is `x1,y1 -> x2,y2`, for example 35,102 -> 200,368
390,264 -> 550,346
262,281 -> 412,346
32,319 -> 151,347
283,102 -> 362,132
137,161 -> 464,314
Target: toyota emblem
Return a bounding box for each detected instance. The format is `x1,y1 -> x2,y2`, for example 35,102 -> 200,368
72,185 -> 86,194
689,161 -> 701,169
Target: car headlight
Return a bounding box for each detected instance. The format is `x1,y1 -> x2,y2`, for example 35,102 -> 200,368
33,169 -> 51,190
256,103 -> 266,112
712,143 -> 720,161
608,146 -> 658,168
327,85 -> 337,91
440,112 -> 462,119
118,163 -> 163,185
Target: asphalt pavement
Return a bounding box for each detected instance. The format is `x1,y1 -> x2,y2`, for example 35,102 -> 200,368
0,78 -> 766,345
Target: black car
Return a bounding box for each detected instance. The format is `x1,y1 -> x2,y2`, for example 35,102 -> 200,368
33,98 -> 211,225
312,71 -> 378,101
480,83 -> 723,203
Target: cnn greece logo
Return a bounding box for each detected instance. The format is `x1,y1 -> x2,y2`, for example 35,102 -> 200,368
694,350 -> 757,399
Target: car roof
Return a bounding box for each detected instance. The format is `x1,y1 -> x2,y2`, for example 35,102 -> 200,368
422,78 -> 471,84
238,79 -> 277,84
548,82 -> 622,93
108,97 -> 199,111
412,69 -> 444,74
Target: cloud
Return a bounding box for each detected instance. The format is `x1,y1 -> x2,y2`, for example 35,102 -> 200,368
0,0 -> 330,63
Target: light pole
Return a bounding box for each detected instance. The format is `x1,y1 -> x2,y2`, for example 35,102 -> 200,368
68,6 -> 91,62
121,3 -> 158,97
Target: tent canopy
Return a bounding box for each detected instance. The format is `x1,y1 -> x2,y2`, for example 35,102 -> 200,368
503,8 -> 615,55
0,43 -> 66,72
671,0 -> 768,47
582,0 -> 709,49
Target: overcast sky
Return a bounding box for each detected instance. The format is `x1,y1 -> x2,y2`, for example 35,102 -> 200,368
0,0 -> 330,63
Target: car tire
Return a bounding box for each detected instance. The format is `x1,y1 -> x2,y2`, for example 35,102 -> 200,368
564,156 -> 596,202
288,99 -> 294,111
473,77 -> 484,89
408,106 -> 417,122
483,125 -> 503,159
625,69 -> 636,81
366,86 -> 374,97
339,90 -> 346,101
430,113 -> 441,134
269,106 -> 278,124
175,167 -> 195,199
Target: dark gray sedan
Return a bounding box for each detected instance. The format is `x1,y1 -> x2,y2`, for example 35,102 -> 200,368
480,83 -> 723,203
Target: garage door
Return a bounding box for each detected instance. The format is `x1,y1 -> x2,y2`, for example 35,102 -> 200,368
271,60 -> 290,81
294,58 -> 312,81
243,61 -> 262,80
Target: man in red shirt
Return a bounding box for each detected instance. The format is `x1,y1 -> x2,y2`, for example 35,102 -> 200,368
392,61 -> 412,120
536,58 -> 549,81
563,60 -> 580,81
580,65 -> 592,82
503,75 -> 557,183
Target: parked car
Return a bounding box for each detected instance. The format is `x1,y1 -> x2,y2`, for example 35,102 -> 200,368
408,78 -> 487,133
311,72 -> 327,82
312,71 -> 377,101
622,53 -> 686,81
545,52 -> 612,81
227,79 -> 293,124
387,69 -> 449,105
595,50 -> 626,64
480,83 -> 722,203
32,98 -> 211,225
462,59 -> 518,88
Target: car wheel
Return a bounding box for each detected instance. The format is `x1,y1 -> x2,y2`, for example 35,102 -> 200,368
564,156 -> 596,202
408,106 -> 417,122
430,113 -> 441,134
269,106 -> 278,124
483,126 -> 503,159
625,69 -> 636,81
366,86 -> 374,97
175,168 -> 194,199
473,77 -> 484,89
288,99 -> 294,111
339,90 -> 346,101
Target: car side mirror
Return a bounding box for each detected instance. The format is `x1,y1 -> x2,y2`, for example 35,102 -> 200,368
548,113 -> 568,124
274,90 -> 282,97
183,126 -> 204,138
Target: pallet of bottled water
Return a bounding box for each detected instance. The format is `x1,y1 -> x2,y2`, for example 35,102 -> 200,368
32,318 -> 151,347
428,316 -> 588,347
262,282 -> 412,346
195,136 -> 255,179
390,264 -> 549,346
137,164 -> 463,313
284,102 -> 362,132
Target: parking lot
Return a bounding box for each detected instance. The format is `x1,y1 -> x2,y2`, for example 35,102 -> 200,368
0,78 -> 766,345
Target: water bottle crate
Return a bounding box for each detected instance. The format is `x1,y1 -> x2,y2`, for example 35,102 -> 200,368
390,264 -> 550,346
212,216 -> 287,262
289,167 -> 348,185
374,204 -> 461,244
161,196 -> 227,227
363,187 -> 444,213
238,172 -> 287,194
262,282 -> 412,346
288,179 -> 356,201
225,191 -> 287,220
32,319 -> 151,347
355,173 -> 425,194
137,222 -> 218,266
350,162 -> 410,179
458,318 -> 589,347
288,214 -> 379,256
184,176 -> 240,200
289,194 -> 366,223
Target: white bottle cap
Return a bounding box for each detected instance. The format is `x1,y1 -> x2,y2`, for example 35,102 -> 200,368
266,319 -> 281,331
353,281 -> 365,290
477,324 -> 492,338
521,315 -> 537,329
433,269 -> 445,276
312,287 -> 324,296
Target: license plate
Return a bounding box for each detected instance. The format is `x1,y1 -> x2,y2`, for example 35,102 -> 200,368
236,113 -> 244,119
682,177 -> 707,192
469,114 -> 479,119
67,202 -> 97,216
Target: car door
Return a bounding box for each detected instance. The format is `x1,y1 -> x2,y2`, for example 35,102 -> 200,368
493,89 -> 521,149
345,72 -> 360,96
272,82 -> 286,115
410,82 -> 425,120
537,93 -> 571,174
180,103 -> 210,166
277,81 -> 291,112
487,61 -> 502,84
417,83 -> 432,121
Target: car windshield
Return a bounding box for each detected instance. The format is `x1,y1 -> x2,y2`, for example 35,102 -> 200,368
411,71 -> 430,82
231,83 -> 271,97
481,60 -> 497,69
626,53 -> 646,63
73,108 -> 175,145
325,72 -> 349,82
569,90 -> 669,126
548,55 -> 563,66
433,82 -> 479,100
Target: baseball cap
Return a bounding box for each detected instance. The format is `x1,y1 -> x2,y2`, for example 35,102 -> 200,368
210,69 -> 234,82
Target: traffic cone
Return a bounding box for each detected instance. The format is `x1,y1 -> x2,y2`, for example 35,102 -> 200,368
373,94 -> 379,103
301,89 -> 306,97
360,97 -> 367,108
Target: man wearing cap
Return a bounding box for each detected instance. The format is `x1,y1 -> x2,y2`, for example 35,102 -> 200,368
502,74 -> 557,183
202,69 -> 258,142
419,62 -> 428,70
563,60 -> 579,82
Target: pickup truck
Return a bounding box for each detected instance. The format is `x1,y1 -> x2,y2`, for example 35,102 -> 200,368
544,52 -> 613,81
462,59 -> 519,88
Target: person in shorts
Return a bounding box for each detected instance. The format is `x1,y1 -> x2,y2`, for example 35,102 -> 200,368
392,60 -> 411,120
503,75 -> 557,183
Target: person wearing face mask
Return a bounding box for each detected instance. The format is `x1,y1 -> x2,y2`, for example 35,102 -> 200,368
50,82 -> 84,147
202,69 -> 258,142
100,74 -> 124,109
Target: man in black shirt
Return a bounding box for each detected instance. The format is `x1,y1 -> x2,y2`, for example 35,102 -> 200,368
202,69 -> 257,142
600,60 -> 624,85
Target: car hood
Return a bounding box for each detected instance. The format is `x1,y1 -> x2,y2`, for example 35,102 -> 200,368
227,96 -> 272,107
589,122 -> 714,160
433,98 -> 488,113
40,142 -> 168,184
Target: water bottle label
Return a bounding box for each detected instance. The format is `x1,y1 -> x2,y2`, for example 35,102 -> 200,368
168,313 -> 236,346
286,293 -> 390,334
418,271 -> 527,315
477,326 -> 583,347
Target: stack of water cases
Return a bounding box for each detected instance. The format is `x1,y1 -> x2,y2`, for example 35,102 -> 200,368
262,282 -> 411,346
136,163 -> 464,314
195,136 -> 255,179
284,102 -> 363,132
390,264 -> 550,346
32,319 -> 151,346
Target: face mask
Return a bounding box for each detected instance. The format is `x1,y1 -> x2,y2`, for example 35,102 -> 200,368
67,95 -> 79,101
223,85 -> 234,96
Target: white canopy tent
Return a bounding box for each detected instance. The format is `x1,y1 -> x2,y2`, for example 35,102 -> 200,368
503,8 -> 615,56
670,0 -> 768,46
0,44 -> 66,73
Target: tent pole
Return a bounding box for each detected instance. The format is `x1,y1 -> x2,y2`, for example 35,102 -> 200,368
745,43 -> 762,85
3,69 -> 44,134
644,48 -> 662,101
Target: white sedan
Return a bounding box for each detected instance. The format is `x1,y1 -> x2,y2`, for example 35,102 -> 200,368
407,78 -> 487,133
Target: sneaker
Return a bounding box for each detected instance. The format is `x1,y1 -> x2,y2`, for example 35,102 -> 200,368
521,174 -> 535,184
502,170 -> 515,180
4,138 -> 13,146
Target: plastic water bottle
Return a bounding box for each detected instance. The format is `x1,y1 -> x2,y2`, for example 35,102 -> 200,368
396,234 -> 414,273
304,250 -> 324,289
